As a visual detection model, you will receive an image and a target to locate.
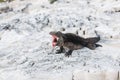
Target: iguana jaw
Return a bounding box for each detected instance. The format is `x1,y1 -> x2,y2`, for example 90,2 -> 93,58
49,31 -> 62,47
51,35 -> 59,47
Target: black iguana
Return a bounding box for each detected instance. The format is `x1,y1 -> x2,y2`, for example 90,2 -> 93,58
49,31 -> 102,57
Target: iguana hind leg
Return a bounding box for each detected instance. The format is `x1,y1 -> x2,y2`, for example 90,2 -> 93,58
87,43 -> 102,50
95,44 -> 102,47
65,50 -> 73,57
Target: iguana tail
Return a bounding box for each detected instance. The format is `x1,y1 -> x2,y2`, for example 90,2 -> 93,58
85,30 -> 100,44
85,31 -> 102,50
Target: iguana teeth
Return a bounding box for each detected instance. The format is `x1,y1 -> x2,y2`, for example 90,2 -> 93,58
56,37 -> 59,41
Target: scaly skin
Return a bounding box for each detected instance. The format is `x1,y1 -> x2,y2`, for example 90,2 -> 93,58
49,31 -> 102,57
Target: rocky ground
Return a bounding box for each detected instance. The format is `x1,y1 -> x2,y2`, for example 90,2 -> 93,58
0,0 -> 120,80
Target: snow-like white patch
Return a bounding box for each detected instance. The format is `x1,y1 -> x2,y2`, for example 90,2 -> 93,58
0,0 -> 120,80
0,70 -> 29,80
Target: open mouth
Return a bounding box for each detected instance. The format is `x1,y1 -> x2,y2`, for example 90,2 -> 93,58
52,35 -> 59,47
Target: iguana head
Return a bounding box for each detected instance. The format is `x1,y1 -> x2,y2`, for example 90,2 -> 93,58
49,31 -> 63,47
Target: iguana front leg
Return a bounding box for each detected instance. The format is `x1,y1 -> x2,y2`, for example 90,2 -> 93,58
56,46 -> 65,54
55,36 -> 65,54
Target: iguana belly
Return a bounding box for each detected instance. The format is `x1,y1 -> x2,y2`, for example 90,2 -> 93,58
63,42 -> 84,50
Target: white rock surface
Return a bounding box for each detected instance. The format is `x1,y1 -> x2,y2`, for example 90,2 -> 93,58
0,0 -> 120,80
